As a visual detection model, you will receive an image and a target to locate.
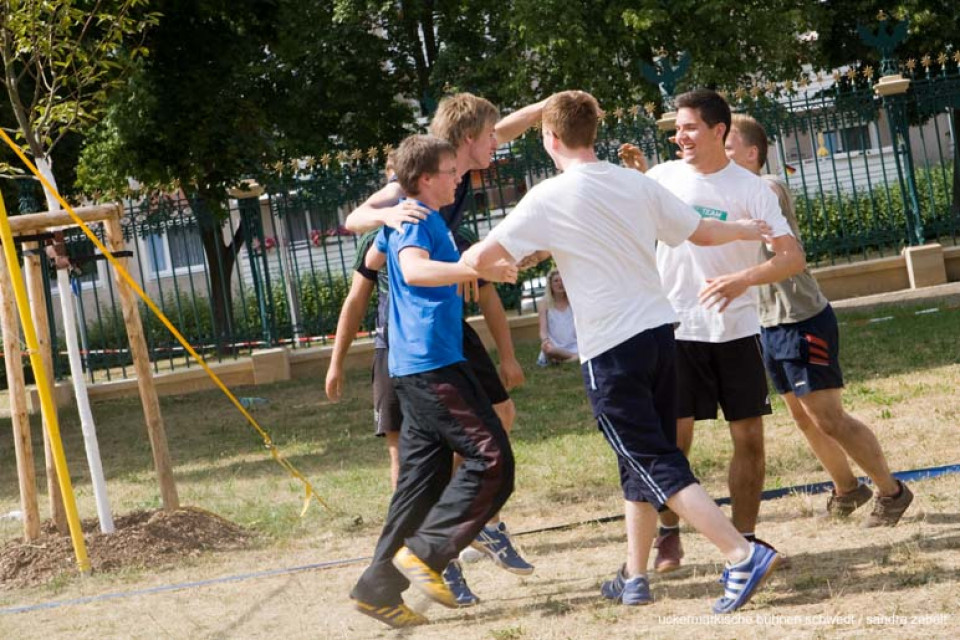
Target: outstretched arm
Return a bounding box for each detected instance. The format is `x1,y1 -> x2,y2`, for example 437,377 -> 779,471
400,247 -> 517,287
687,218 -> 771,246
699,234 -> 806,312
343,182 -> 431,233
496,98 -> 548,145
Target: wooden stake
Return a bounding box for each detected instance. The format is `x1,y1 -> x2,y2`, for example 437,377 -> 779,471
0,260 -> 41,540
22,242 -> 68,534
6,204 -> 120,235
103,214 -> 180,510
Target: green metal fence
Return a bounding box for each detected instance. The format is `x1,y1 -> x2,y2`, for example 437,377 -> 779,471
4,40 -> 959,388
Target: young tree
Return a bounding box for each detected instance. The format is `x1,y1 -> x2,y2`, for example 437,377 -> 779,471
0,0 -> 157,208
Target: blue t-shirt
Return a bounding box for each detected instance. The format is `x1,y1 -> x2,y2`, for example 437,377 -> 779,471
375,201 -> 465,376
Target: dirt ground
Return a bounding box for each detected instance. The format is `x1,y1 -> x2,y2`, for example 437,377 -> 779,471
0,508 -> 251,590
0,475 -> 957,640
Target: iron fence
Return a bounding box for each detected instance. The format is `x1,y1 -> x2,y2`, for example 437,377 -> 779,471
3,48 -> 959,388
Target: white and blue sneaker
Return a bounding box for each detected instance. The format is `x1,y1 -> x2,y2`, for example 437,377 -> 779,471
442,560 -> 480,607
470,522 -> 535,575
600,565 -> 653,605
712,543 -> 780,614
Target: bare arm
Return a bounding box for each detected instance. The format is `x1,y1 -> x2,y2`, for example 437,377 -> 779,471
325,273 -> 376,402
325,248 -> 386,401
495,98 -> 548,145
687,218 -> 771,246
343,181 -> 431,233
478,284 -> 524,389
461,238 -> 517,277
400,247 -> 517,287
699,234 -> 807,312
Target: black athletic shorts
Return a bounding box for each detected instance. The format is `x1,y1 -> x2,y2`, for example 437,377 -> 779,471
761,304 -> 844,397
462,321 -> 510,406
372,348 -> 402,436
676,335 -> 772,422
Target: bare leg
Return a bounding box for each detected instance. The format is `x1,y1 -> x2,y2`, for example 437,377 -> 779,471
797,389 -> 899,497
666,484 -> 750,563
728,416 -> 765,534
625,500 -> 658,576
659,416 -> 694,528
386,431 -> 401,491
782,392 -> 858,494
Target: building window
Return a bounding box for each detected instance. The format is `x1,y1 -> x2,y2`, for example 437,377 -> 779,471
143,225 -> 206,278
821,124 -> 872,155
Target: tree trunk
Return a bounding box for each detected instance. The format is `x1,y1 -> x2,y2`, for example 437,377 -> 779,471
196,201 -> 244,354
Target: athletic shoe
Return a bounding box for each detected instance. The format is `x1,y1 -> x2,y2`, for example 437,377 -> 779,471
600,565 -> 654,605
392,546 -> 458,608
863,481 -> 913,528
712,543 -> 780,614
653,529 -> 683,573
458,545 -> 486,564
352,598 -> 428,628
442,560 -> 480,607
751,537 -> 790,570
825,483 -> 873,518
470,522 -> 535,575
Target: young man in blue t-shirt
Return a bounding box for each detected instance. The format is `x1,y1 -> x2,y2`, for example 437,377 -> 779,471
350,134 -> 519,628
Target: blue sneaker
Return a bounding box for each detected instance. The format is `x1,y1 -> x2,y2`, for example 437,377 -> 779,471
470,522 -> 535,575
600,565 -> 653,605
712,543 -> 780,614
442,560 -> 480,607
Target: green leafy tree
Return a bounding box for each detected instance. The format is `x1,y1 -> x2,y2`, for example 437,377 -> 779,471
77,0 -> 413,347
0,0 -> 157,210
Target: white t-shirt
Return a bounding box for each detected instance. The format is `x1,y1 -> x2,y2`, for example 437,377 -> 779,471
647,160 -> 793,343
486,161 -> 701,361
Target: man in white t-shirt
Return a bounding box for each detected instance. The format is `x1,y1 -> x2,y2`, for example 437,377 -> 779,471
462,90 -> 781,614
644,89 -> 806,573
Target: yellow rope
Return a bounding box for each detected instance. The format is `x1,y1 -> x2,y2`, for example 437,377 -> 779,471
0,130 -> 327,516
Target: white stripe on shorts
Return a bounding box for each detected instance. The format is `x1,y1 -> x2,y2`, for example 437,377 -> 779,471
598,412 -> 668,504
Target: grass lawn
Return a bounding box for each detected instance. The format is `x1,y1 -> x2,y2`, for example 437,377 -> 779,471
0,301 -> 958,638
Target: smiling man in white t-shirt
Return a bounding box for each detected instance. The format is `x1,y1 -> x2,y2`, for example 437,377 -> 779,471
645,89 -> 806,573
463,90 -> 782,614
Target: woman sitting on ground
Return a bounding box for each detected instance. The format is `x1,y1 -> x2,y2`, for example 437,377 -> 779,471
537,269 -> 579,365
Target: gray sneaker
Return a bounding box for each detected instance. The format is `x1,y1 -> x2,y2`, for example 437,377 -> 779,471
825,483 -> 873,518
863,481 -> 913,528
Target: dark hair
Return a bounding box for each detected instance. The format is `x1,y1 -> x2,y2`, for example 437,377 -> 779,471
393,134 -> 456,195
676,89 -> 731,141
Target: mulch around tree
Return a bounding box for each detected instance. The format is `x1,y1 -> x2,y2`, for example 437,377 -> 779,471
0,507 -> 252,590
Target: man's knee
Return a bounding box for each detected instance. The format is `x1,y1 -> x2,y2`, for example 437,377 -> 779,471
800,390 -> 847,437
729,417 -> 765,458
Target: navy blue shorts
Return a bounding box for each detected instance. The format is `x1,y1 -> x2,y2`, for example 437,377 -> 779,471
582,324 -> 699,510
761,304 -> 844,397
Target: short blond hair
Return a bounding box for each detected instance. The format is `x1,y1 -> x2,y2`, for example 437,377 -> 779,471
393,135 -> 455,196
430,93 -> 499,150
731,114 -> 768,168
542,91 -> 600,150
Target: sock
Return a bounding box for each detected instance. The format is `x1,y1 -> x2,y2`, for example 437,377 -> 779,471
658,525 -> 679,537
742,532 -> 756,543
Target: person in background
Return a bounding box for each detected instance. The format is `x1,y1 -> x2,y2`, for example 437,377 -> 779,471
537,269 -> 578,365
